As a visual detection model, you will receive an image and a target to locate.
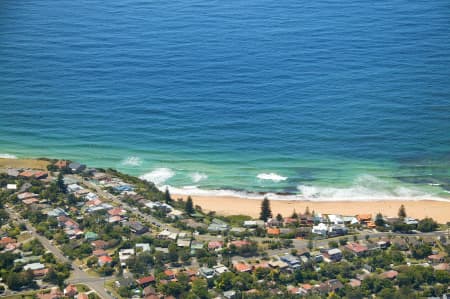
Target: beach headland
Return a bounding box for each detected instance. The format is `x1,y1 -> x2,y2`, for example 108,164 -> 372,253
174,194 -> 450,223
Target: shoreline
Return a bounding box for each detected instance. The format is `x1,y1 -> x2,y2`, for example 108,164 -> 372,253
174,194 -> 450,223
2,157 -> 449,222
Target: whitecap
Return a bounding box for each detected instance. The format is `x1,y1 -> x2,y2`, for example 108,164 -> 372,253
296,174 -> 444,201
121,156 -> 142,167
257,172 -> 287,182
190,172 -> 208,183
139,168 -> 175,185
0,153 -> 18,159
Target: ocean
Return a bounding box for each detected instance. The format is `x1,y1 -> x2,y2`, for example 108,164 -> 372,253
1,0 -> 449,201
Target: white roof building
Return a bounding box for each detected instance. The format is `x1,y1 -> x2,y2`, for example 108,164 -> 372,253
119,249 -> 135,263
136,243 -> 151,252
23,262 -> 45,271
312,223 -> 329,236
6,184 -> 17,190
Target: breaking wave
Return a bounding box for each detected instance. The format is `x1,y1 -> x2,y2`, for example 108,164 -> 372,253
257,172 -> 287,182
296,174 -> 444,201
0,153 -> 18,159
121,156 -> 142,167
158,174 -> 449,202
190,172 -> 208,183
139,168 -> 175,185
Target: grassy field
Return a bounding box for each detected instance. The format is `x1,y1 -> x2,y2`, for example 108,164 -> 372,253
0,158 -> 50,170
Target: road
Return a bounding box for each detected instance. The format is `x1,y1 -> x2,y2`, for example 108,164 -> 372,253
75,174 -> 449,250
75,175 -> 179,234
5,207 -> 114,299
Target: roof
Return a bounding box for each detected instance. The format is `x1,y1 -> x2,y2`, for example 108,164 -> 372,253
93,249 -> 108,256
164,269 -> 175,277
428,253 -> 446,260
380,270 -> 398,279
91,240 -> 108,248
98,255 -> 113,264
434,263 -> 450,271
229,240 -> 251,247
208,241 -> 223,249
108,207 -> 126,216
357,214 -> 372,221
137,275 -> 156,285
328,248 -> 342,255
348,279 -> 361,288
64,284 -> 77,295
0,237 -> 17,245
345,242 -> 368,253
234,262 -> 252,272
267,228 -> 280,235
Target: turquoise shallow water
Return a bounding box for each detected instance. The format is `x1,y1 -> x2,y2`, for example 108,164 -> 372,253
0,0 -> 450,200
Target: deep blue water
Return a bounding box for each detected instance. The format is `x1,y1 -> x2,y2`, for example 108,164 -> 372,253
1,0 -> 450,200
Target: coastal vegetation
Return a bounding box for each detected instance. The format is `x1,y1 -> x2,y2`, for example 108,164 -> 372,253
0,158 -> 448,298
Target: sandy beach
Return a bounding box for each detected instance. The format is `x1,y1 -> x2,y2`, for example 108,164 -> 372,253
174,194 -> 450,223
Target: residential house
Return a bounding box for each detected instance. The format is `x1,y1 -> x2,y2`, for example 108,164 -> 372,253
243,220 -> 264,228
164,269 -> 176,280
69,162 -> 86,173
233,262 -> 252,273
93,249 -> 108,257
208,241 -> 223,251
345,242 -> 369,257
267,227 -> 281,236
98,255 -> 113,266
325,248 -> 342,262
380,270 -> 398,280
199,267 -> 215,279
125,221 -> 149,234
119,248 -> 135,265
91,240 -> 108,249
428,253 -> 446,265
64,284 -> 78,297
213,264 -> 229,275
136,243 -> 151,253
136,275 -> 155,288
84,231 -> 98,241
280,254 -> 301,270
24,262 -> 45,271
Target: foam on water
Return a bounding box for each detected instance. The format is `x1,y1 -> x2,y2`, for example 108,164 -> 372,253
121,156 -> 142,167
190,172 -> 208,183
139,168 -> 175,185
297,174 -> 441,201
257,172 -> 288,182
160,174 -> 450,202
0,154 -> 18,159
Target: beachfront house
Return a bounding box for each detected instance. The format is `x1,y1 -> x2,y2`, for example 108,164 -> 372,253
69,162 -> 86,173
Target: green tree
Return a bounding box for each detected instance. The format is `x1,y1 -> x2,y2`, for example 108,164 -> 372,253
165,188 -> 172,204
375,212 -> 385,227
168,243 -> 179,263
185,196 -> 195,215
191,278 -> 209,299
215,272 -> 234,291
417,217 -> 438,232
398,204 -> 406,218
276,213 -> 283,222
57,172 -> 67,193
304,206 -> 310,215
259,197 -> 272,222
